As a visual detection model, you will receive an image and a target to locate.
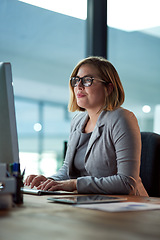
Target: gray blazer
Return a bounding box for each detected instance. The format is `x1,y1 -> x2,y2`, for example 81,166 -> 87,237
51,108 -> 148,196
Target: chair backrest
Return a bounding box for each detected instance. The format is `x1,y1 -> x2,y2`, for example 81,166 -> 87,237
140,132 -> 160,197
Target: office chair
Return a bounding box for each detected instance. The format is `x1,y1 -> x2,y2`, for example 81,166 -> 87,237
140,132 -> 160,197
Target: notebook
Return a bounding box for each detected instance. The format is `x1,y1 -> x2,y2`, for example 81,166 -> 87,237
48,195 -> 127,204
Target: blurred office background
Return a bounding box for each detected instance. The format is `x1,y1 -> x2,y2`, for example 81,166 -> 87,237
0,0 -> 160,177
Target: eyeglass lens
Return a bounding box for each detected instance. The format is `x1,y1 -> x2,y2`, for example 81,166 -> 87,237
71,77 -> 93,87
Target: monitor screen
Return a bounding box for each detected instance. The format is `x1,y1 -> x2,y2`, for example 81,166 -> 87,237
0,62 -> 19,164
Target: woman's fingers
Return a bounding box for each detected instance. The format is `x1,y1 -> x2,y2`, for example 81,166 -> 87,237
24,175 -> 37,186
37,179 -> 77,192
30,175 -> 47,188
46,184 -> 63,191
24,175 -> 47,188
37,179 -> 57,191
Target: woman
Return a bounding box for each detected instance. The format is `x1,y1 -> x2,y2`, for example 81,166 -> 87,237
25,56 -> 148,196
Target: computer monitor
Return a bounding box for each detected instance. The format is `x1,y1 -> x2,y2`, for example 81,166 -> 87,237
0,62 -> 19,164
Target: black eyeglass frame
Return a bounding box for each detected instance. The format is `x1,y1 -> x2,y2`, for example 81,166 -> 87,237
70,76 -> 109,87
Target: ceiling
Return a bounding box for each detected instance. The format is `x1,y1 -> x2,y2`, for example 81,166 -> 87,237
0,0 -> 160,129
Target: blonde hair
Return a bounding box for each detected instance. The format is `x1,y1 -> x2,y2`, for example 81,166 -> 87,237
68,56 -> 125,112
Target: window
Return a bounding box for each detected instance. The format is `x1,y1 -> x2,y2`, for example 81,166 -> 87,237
107,0 -> 160,132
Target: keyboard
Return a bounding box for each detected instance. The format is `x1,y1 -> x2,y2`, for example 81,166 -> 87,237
21,187 -> 76,195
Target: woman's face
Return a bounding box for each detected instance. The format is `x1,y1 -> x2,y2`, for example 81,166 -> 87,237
74,64 -> 106,113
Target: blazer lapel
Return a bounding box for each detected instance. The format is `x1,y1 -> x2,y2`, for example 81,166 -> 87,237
68,113 -> 89,174
84,125 -> 101,161
67,130 -> 81,171
84,110 -> 107,161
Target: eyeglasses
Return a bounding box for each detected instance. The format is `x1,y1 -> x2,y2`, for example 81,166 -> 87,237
70,76 -> 108,87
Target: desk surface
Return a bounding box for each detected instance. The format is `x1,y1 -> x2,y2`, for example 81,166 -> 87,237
0,194 -> 160,240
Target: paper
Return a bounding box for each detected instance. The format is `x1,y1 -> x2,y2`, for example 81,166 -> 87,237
75,202 -> 160,212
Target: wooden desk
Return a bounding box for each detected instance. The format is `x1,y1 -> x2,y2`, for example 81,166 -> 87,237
0,194 -> 160,240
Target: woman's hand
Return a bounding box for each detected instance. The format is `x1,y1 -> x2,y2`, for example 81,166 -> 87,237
37,179 -> 77,192
24,175 -> 47,189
